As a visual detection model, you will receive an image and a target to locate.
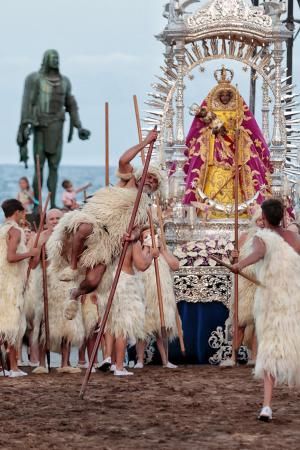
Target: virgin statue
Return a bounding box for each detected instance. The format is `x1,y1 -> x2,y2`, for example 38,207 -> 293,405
183,66 -> 272,217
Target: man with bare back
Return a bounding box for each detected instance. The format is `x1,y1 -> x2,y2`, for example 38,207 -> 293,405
232,199 -> 300,422
100,226 -> 156,376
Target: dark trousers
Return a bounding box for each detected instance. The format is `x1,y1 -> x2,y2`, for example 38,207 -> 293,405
32,122 -> 63,208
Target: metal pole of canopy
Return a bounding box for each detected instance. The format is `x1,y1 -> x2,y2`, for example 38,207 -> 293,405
249,0 -> 260,115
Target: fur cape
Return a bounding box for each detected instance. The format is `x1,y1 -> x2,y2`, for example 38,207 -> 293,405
24,265 -> 44,344
105,271 -> 145,341
254,229 -> 300,386
81,293 -> 99,339
0,221 -> 27,346
46,260 -> 85,352
230,229 -> 257,329
47,186 -> 150,271
142,255 -> 178,339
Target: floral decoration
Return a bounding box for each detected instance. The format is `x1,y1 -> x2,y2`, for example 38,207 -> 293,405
173,237 -> 234,267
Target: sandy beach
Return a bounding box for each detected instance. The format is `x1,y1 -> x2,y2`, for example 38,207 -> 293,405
1,365 -> 300,449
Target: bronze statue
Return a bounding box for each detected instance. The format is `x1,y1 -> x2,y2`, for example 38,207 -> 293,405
17,49 -> 90,208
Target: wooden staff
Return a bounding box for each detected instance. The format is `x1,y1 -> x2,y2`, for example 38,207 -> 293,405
133,95 -> 146,164
34,161 -> 51,370
208,255 -> 261,287
105,102 -> 110,187
79,129 -> 157,399
36,155 -> 43,216
233,86 -> 240,363
156,198 -> 186,356
211,167 -> 242,201
148,210 -> 169,360
41,244 -> 51,372
25,192 -> 51,287
0,346 -> 6,376
133,95 -> 169,357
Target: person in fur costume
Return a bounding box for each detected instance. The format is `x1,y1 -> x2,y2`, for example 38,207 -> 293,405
47,261 -> 85,373
34,208 -> 86,374
232,199 -> 300,422
27,209 -> 64,375
98,227 -> 155,376
19,222 -> 41,367
56,130 -> 162,319
0,199 -> 39,377
221,207 -> 263,368
135,226 -> 180,369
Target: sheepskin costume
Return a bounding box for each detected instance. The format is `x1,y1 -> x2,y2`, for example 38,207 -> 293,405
81,293 -> 99,339
254,228 -> 300,386
142,255 -> 178,339
48,186 -> 150,272
46,251 -> 85,352
24,265 -> 44,344
0,221 -> 27,347
229,208 -> 262,347
105,270 -> 145,341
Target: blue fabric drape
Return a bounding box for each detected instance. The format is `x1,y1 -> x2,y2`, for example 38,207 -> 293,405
169,301 -> 229,364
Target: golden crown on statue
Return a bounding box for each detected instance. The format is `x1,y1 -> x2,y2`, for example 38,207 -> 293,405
214,66 -> 234,84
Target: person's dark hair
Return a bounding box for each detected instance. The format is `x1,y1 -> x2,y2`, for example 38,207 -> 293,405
261,198 -> 284,226
19,176 -> 30,190
1,199 -> 25,218
62,179 -> 72,189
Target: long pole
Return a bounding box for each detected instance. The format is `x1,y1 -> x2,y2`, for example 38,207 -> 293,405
105,102 -> 110,186
0,346 -> 6,376
233,87 -> 240,364
79,131 -> 157,399
35,158 -> 51,370
36,155 -> 43,216
249,0 -> 259,115
133,95 -> 146,164
41,245 -> 51,371
286,0 -> 294,86
211,167 -> 242,201
156,198 -> 185,356
148,210 -> 169,360
208,255 -> 261,287
25,192 -> 51,287
133,95 -> 169,357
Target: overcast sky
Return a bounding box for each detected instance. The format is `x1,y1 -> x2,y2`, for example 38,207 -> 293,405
0,0 -> 299,167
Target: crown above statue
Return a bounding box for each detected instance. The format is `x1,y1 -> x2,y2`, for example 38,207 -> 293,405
214,66 -> 234,84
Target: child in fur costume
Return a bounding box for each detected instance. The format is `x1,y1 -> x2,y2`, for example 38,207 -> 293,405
98,227 -> 154,376
135,226 -> 180,369
0,199 -> 39,377
232,199 -> 300,422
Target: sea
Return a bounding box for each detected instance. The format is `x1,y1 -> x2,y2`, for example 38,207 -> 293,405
0,164 -> 117,219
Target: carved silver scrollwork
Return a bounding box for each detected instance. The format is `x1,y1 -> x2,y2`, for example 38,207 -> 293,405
173,266 -> 232,308
208,325 -> 249,365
